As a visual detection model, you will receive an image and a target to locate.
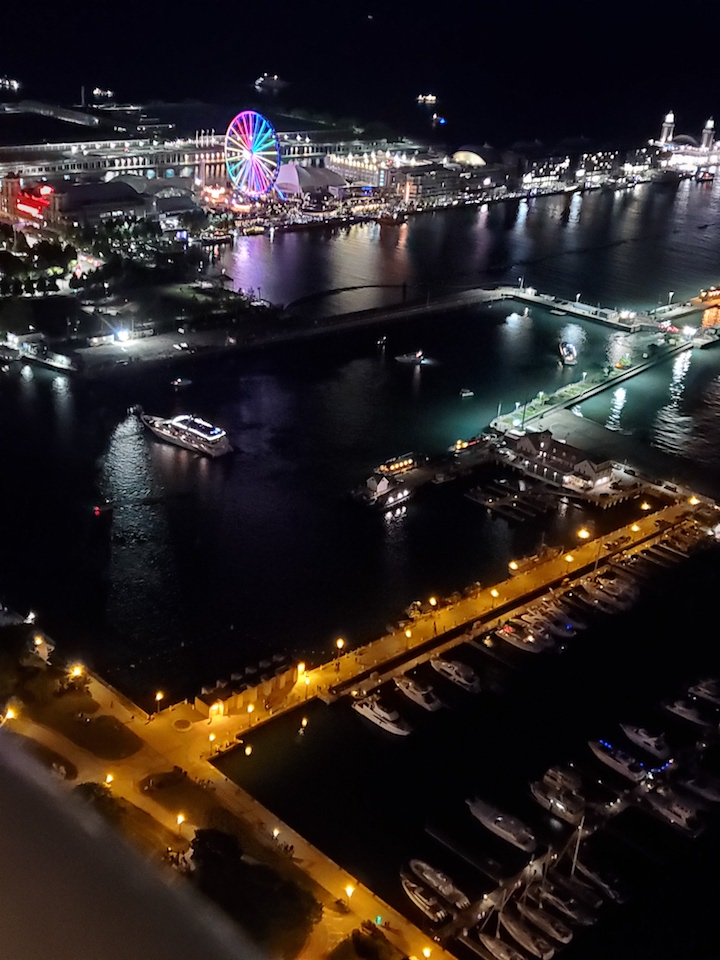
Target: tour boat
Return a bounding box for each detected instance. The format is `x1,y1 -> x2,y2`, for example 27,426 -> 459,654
408,859 -> 470,909
376,453 -> 418,476
559,342 -> 577,365
460,388 -> 474,398
619,724 -> 672,760
141,413 -> 231,457
394,675 -> 442,712
352,694 -> 412,736
466,798 -> 537,852
430,657 -> 481,693
588,740 -> 646,782
401,875 -> 449,922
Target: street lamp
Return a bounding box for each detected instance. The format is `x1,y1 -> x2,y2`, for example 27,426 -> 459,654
575,293 -> 581,303
508,560 -> 519,572
689,495 -> 700,506
423,949 -> 432,959
0,707 -> 16,726
490,588 -> 499,609
335,637 -> 345,661
273,827 -> 280,840
564,553 -> 574,564
304,675 -> 310,699
640,501 -> 651,511
105,773 -> 114,785
577,527 -> 591,540
631,523 -> 640,533
247,703 -> 255,726
208,733 -> 216,755
70,664 -> 84,679
244,744 -> 253,756
429,596 -> 437,607
668,291 -> 675,305
155,691 -> 164,714
345,884 -> 355,905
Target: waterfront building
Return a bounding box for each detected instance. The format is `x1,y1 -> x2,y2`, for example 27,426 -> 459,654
513,430 -> 614,489
652,111 -> 720,173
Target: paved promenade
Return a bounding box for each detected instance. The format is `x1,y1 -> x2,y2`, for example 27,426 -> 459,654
4,498 -> 700,960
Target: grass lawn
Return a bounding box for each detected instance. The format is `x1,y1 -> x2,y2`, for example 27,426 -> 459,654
12,732 -> 78,780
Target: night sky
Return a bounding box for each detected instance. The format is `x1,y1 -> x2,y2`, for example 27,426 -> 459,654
4,2 -> 717,148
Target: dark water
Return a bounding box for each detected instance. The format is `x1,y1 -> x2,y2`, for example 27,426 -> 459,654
3,184 -> 720,706
216,550 -> 720,960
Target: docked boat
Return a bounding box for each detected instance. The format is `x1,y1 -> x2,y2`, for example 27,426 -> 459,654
620,724 -> 672,760
543,765 -> 584,796
662,698 -> 710,728
688,678 -> 720,706
352,694 -> 412,736
574,860 -> 629,903
559,341 -> 578,365
529,780 -> 584,824
376,453 -> 418,476
646,787 -> 704,835
681,773 -> 720,804
495,621 -> 553,654
531,883 -> 596,926
580,580 -> 630,612
500,910 -> 555,959
401,875 -> 449,922
431,657 -> 481,693
141,413 -> 232,457
478,933 -> 526,960
408,859 -> 470,909
552,872 -> 603,910
395,350 -> 427,365
588,740 -> 646,782
466,798 -> 537,852
516,902 -> 573,944
521,611 -> 576,640
394,675 -> 442,712
460,388 -> 474,398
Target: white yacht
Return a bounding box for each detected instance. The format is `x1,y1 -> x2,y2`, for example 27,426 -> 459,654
478,933 -> 525,960
541,600 -> 587,631
352,694 -> 412,736
681,773 -> 720,804
516,902 -> 573,944
620,724 -> 672,760
662,699 -> 710,728
430,657 -> 481,693
401,876 -> 449,922
466,798 -> 537,852
588,740 -> 647,782
529,780 -> 584,825
500,911 -> 555,960
141,413 -> 232,457
580,580 -> 631,611
646,787 -> 704,835
394,675 -> 442,711
395,350 -> 427,365
520,611 -> 576,640
408,859 -> 470,909
495,622 -> 553,654
688,678 -> 720,706
553,873 -> 603,911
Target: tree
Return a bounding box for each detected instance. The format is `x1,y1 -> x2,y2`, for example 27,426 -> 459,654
12,231 -> 29,255
72,781 -> 124,824
36,276 -> 48,294
0,250 -> 23,277
23,276 -> 34,296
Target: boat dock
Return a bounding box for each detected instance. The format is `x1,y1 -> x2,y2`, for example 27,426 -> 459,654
465,479 -> 555,522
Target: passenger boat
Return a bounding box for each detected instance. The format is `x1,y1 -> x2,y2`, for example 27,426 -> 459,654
500,910 -> 555,959
417,94 -> 438,105
478,933 -> 526,960
662,699 -> 710,728
352,694 -> 412,736
395,350 -> 427,365
466,798 -> 537,852
394,675 -> 442,711
376,453 -> 418,476
619,724 -> 672,760
401,875 -> 449,922
529,780 -> 584,824
559,342 -> 578,365
140,412 -> 231,457
430,657 -> 481,693
171,377 -> 193,389
516,902 -> 573,944
460,388 -> 474,398
588,740 -> 646,782
408,859 -> 470,909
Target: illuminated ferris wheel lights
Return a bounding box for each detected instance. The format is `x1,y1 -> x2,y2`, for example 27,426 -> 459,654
224,110 -> 280,198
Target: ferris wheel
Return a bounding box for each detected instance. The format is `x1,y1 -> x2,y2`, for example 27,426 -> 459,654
224,110 -> 281,198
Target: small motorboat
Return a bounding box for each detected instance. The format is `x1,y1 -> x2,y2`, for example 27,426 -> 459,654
460,388 -> 474,398
171,377 -> 193,389
559,342 -> 578,365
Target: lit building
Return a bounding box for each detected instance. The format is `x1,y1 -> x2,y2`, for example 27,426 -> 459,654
651,111 -> 720,173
